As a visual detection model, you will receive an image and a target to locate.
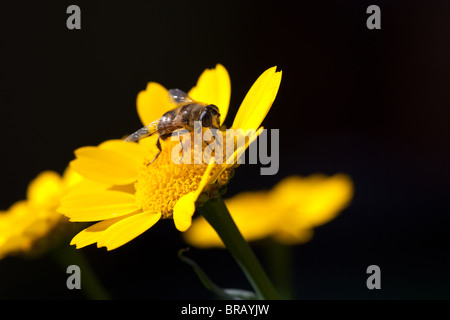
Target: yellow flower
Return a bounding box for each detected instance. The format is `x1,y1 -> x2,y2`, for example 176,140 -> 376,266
0,168 -> 85,259
183,174 -> 354,248
58,64 -> 282,251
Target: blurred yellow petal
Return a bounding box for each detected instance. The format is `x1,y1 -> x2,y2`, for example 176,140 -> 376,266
0,170 -> 71,258
0,201 -> 29,241
70,146 -> 139,185
186,173 -> 354,248
224,191 -> 279,240
0,234 -> 33,259
22,208 -> 62,239
272,228 -> 314,245
97,211 -> 161,250
62,166 -> 85,189
274,174 -> 354,227
70,213 -> 135,249
299,174 -> 354,226
183,216 -> 223,248
58,190 -> 139,222
185,191 -> 279,248
231,66 -> 282,131
188,64 -> 231,125
0,189 -> 68,258
137,82 -> 177,127
26,171 -> 63,209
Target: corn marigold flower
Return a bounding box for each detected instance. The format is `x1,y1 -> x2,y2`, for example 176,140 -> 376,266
58,64 -> 282,251
0,169 -> 87,259
183,174 -> 354,248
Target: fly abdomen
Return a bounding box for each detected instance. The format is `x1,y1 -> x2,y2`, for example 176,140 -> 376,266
157,109 -> 181,138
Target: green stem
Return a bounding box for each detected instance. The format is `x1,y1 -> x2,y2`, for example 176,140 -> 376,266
264,238 -> 294,299
198,196 -> 280,300
52,245 -> 111,300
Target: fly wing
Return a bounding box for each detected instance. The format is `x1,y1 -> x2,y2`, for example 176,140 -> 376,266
168,88 -> 193,105
124,119 -> 160,142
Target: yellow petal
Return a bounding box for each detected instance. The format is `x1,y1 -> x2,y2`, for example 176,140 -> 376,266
70,146 -> 139,185
188,64 -> 231,125
137,135 -> 160,159
26,171 -> 63,209
63,177 -> 110,197
70,213 -> 135,249
224,127 -> 264,167
97,211 -> 161,250
173,158 -> 215,232
231,66 -> 282,131
62,166 -> 85,189
58,190 -> 139,222
184,191 -> 279,248
99,139 -> 148,165
202,128 -> 263,186
173,193 -> 197,232
137,82 -> 177,127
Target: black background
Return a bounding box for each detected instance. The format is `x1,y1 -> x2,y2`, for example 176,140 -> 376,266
0,0 -> 449,300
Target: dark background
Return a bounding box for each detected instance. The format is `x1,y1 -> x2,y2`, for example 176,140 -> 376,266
0,0 -> 449,300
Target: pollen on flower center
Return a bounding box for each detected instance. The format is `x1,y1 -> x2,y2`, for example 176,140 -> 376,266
134,132 -> 233,219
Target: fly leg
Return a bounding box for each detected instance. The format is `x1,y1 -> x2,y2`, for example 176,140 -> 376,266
175,131 -> 185,164
203,129 -> 222,163
146,138 -> 162,166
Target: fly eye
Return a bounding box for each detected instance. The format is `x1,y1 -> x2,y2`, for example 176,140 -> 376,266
206,104 -> 220,117
200,109 -> 212,127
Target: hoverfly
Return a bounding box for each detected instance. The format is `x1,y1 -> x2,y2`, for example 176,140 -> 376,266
125,89 -> 221,163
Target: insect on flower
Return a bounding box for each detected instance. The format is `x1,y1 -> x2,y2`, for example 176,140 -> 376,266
58,64 -> 282,250
124,89 -> 221,163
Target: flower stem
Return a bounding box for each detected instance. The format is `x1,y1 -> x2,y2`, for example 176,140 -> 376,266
263,238 -> 294,299
198,196 -> 280,300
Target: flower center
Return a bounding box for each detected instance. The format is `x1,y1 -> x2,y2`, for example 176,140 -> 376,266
134,131 -> 233,219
